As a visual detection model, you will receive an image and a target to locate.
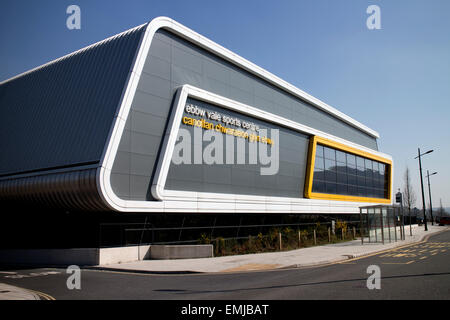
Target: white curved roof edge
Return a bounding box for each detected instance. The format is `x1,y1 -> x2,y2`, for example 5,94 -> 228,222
0,16 -> 379,139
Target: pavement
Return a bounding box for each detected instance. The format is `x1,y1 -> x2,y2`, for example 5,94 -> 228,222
95,224 -> 448,274
0,282 -> 41,300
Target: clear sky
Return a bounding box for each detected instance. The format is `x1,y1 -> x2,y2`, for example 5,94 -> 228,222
1,0 -> 449,208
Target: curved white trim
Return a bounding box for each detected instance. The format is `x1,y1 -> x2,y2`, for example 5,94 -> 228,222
96,17 -> 389,213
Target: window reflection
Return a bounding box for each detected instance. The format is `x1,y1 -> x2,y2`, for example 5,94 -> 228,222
311,143 -> 389,199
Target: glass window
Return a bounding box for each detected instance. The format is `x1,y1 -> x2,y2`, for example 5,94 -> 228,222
337,172 -> 347,184
379,163 -> 385,175
314,155 -> 324,169
324,147 -> 336,161
357,186 -> 366,197
312,180 -> 325,193
325,183 -> 337,194
325,159 -> 336,172
316,145 -> 324,158
313,167 -> 324,181
347,165 -> 357,176
325,169 -> 337,183
357,166 -> 365,177
348,185 -> 357,196
356,156 -> 365,168
373,161 -> 379,174
336,151 -> 346,164
365,159 -> 373,171
347,154 -> 356,167
357,175 -> 366,187
311,143 -> 389,199
337,163 -> 347,173
347,174 -> 357,186
337,183 -> 348,195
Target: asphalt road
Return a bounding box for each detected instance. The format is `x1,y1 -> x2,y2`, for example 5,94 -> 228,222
1,229 -> 449,300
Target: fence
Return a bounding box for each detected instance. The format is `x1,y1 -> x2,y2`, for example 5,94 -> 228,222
99,218 -> 362,255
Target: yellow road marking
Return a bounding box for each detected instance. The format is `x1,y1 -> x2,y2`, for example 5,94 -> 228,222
8,285 -> 55,300
420,256 -> 427,260
406,261 -> 415,264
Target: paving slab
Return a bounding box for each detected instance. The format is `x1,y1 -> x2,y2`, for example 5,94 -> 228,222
95,225 -> 448,274
0,283 -> 40,300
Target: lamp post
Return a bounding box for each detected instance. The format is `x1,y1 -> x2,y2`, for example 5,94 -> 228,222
426,170 -> 437,226
414,148 -> 433,231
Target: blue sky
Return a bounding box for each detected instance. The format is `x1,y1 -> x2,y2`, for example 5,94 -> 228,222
1,0 -> 449,208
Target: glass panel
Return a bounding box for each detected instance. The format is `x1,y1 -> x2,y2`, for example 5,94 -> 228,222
312,180 -> 325,193
373,161 -> 379,174
316,144 -> 324,158
314,155 -> 324,169
365,159 -> 373,171
347,164 -> 356,176
337,163 -> 347,173
348,185 -> 357,196
337,172 -> 347,184
379,163 -> 385,175
357,174 -> 365,187
325,183 -> 337,194
356,156 -> 365,168
347,154 -> 356,166
325,159 -> 336,172
357,186 -> 366,196
336,150 -> 346,163
347,174 -> 357,185
325,169 -> 337,182
313,167 -> 324,181
337,183 -> 348,195
324,147 -> 336,161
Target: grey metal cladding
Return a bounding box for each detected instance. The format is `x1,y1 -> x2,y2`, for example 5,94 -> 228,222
0,167 -> 108,211
0,24 -> 146,177
164,98 -> 309,197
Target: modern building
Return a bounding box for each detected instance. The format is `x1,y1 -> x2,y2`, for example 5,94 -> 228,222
0,17 -> 393,253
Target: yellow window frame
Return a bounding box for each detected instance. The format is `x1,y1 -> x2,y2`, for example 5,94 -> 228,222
304,136 -> 392,203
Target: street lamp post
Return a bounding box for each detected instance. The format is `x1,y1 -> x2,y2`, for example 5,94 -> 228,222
426,170 -> 437,226
415,148 -> 433,232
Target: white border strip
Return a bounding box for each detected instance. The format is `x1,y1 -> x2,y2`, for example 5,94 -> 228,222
96,17 -> 390,213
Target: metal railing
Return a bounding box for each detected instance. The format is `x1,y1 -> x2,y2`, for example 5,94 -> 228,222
99,219 -> 362,248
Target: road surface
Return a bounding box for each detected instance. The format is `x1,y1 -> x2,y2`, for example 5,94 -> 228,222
1,229 -> 449,300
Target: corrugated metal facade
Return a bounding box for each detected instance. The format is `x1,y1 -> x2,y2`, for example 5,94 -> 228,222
0,24 -> 147,210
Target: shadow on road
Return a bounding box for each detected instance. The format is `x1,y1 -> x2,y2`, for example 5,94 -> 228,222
154,271 -> 450,295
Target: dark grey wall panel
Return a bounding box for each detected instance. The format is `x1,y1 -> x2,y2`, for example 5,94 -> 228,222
0,24 -> 146,177
111,29 -> 378,200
